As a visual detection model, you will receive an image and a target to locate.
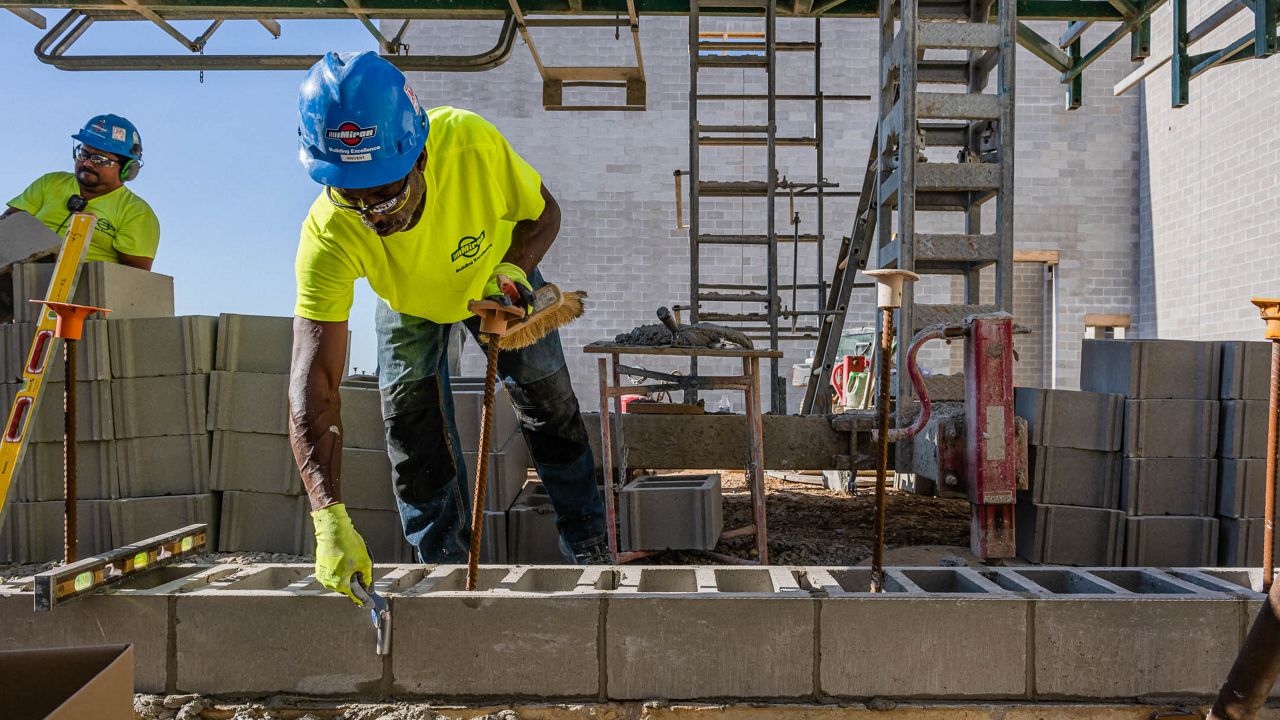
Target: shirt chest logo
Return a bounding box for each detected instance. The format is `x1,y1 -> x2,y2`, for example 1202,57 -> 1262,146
450,230 -> 491,272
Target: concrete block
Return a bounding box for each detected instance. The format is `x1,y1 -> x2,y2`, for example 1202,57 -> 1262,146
1120,458 -> 1217,516
0,500 -> 112,563
607,567 -> 814,699
1218,458 -> 1267,517
453,385 -> 517,452
2,320 -> 110,383
462,430 -> 530,512
508,482 -> 567,564
0,210 -> 59,269
206,371 -> 288,435
210,430 -> 300,495
1032,574 -> 1239,698
1014,387 -> 1124,451
621,473 -> 723,551
73,262 -> 174,320
1016,503 -> 1124,566
10,261 -> 55,323
392,566 -> 599,697
1124,516 -> 1219,567
217,491 -> 309,555
341,446 -> 394,511
1026,446 -> 1121,508
1081,339 -> 1221,400
1218,517 -> 1273,566
109,315 -> 217,378
481,510 -> 507,563
16,440 -> 117,501
1220,341 -> 1271,400
339,383 -> 384,450
215,313 -> 293,374
111,374 -> 208,439
0,589 -> 169,692
1123,399 -> 1219,458
116,434 -> 210,497
175,566 -> 383,694
2,380 -> 114,442
108,494 -> 218,549
818,570 -> 1028,698
1219,399 -> 1269,459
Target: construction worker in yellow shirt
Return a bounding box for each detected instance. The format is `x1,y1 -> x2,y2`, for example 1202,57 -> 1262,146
289,51 -> 608,603
4,114 -> 159,270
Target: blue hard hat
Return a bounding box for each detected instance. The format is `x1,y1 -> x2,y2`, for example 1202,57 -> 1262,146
72,114 -> 142,159
297,51 -> 429,189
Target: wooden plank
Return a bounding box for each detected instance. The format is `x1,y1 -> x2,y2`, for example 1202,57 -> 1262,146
1083,313 -> 1131,327
1013,249 -> 1060,264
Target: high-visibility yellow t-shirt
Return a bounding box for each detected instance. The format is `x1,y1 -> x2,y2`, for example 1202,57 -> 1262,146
294,107 -> 546,324
6,172 -> 161,263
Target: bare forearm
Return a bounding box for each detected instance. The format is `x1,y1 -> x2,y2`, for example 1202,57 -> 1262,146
288,317 -> 349,511
502,183 -> 561,274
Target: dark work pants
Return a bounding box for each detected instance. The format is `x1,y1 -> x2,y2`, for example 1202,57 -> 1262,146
374,269 -> 605,563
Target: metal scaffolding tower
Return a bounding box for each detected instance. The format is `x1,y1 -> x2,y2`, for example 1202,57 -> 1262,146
876,0 -> 1016,445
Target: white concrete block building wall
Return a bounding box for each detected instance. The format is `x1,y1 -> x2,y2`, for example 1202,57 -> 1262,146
1136,0 -> 1280,340
397,12 -> 1142,405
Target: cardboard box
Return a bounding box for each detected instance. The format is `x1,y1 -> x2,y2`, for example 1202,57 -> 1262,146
0,643 -> 133,720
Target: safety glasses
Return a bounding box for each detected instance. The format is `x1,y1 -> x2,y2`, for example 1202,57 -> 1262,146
72,143 -> 120,168
326,174 -> 413,217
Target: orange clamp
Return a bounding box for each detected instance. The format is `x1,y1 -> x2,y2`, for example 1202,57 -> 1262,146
1252,298 -> 1280,340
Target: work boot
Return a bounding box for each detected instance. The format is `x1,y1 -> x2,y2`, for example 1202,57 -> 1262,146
567,538 -> 612,565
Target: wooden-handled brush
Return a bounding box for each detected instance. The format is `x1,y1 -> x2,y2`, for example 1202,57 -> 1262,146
463,278 -> 587,590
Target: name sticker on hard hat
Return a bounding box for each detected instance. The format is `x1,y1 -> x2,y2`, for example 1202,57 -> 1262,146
340,153 -> 373,162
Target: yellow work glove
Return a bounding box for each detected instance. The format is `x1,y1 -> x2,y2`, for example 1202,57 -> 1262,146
311,503 -> 373,606
481,262 -> 535,308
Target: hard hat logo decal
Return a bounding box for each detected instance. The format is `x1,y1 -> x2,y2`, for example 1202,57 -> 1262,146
112,126 -> 127,142
325,122 -> 378,147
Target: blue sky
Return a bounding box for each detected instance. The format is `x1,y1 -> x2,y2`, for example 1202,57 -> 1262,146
1,13 -> 383,372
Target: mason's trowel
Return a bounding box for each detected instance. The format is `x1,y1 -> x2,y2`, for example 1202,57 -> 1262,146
350,572 -> 391,656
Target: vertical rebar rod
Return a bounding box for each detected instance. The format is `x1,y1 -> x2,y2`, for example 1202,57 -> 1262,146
466,338 -> 500,591
598,357 -> 619,561
766,0 -> 781,413
744,356 -> 769,563
871,307 -> 893,592
63,338 -> 77,564
1264,341 -> 1278,592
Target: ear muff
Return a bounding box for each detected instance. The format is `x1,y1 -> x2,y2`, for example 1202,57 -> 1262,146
119,158 -> 140,182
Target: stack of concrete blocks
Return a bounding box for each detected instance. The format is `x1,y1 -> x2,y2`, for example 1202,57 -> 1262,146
1216,341 -> 1275,566
1081,339 -> 1221,566
1014,388 -> 1126,566
0,260 -> 195,563
208,314 -> 406,561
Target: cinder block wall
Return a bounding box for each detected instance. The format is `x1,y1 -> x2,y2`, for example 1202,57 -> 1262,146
399,15 -> 1141,403
1136,0 -> 1280,340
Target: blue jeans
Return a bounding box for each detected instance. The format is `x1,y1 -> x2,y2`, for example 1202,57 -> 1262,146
374,269 -> 606,563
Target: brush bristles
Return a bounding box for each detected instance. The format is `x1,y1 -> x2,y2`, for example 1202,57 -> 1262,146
497,290 -> 587,350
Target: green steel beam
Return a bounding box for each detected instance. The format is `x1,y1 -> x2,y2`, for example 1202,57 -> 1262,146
1256,0 -> 1276,56
1130,16 -> 1150,59
1066,31 -> 1082,108
1172,0 -> 1188,106
0,0 -> 1129,18
1190,32 -> 1254,75
1060,0 -> 1164,81
1017,21 -> 1071,70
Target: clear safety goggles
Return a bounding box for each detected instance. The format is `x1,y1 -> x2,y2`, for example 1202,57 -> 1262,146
326,174 -> 413,217
72,143 -> 121,168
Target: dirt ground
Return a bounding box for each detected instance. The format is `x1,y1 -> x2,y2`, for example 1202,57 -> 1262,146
634,471 -> 971,566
